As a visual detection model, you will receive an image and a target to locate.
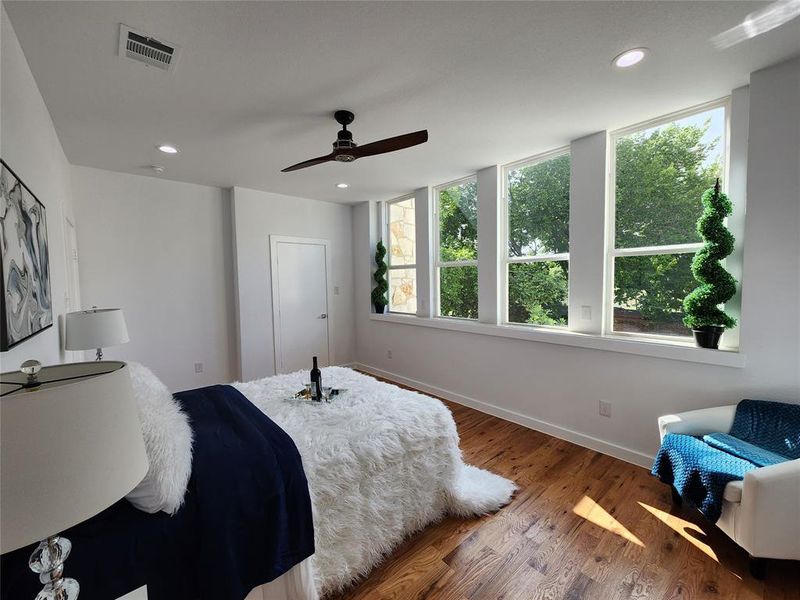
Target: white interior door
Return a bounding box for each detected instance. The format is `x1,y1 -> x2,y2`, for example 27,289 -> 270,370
271,236 -> 331,374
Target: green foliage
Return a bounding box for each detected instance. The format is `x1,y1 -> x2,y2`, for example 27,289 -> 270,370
371,241 -> 388,308
439,180 -> 478,261
682,180 -> 737,329
508,154 -> 570,256
508,261 -> 568,326
614,254 -> 695,333
440,263 -> 478,319
615,122 -> 720,248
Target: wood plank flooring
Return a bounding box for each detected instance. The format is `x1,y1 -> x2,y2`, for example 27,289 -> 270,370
330,375 -> 799,600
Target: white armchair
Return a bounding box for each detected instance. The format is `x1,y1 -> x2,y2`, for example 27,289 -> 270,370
658,405 -> 800,576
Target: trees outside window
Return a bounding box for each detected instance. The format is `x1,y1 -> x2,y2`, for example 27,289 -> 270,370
505,151 -> 570,326
436,178 -> 478,319
611,103 -> 726,337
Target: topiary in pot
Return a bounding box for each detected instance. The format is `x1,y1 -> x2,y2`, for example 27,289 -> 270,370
371,240 -> 388,313
682,179 -> 737,349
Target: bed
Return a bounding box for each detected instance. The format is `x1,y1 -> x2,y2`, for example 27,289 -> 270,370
1,366 -> 514,600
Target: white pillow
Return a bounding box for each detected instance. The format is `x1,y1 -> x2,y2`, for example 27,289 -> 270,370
125,362 -> 193,514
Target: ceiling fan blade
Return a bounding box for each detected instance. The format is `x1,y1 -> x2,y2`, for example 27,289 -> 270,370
281,152 -> 336,172
352,130 -> 428,158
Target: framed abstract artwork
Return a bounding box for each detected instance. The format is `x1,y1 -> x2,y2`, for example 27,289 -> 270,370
0,159 -> 53,351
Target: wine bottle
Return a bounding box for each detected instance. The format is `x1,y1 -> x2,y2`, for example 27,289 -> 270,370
310,356 -> 321,401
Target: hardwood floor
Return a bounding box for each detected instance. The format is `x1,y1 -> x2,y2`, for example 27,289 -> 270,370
331,377 -> 800,600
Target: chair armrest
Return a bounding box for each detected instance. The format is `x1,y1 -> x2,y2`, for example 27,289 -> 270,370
738,459 -> 800,560
658,405 -> 736,441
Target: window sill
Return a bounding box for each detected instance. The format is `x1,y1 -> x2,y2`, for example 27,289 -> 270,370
369,313 -> 745,368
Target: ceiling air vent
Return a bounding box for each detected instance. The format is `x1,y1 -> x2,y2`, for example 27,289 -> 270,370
118,25 -> 180,71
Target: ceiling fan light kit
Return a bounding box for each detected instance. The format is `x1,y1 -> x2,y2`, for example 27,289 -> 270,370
281,110 -> 428,172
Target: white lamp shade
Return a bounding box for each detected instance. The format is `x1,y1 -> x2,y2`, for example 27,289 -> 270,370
0,362 -> 148,553
65,308 -> 129,351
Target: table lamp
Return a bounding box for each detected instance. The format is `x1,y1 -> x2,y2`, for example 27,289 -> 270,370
65,308 -> 130,360
1,360 -> 148,600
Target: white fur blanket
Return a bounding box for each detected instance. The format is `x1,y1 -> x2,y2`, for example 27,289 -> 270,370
233,367 -> 515,596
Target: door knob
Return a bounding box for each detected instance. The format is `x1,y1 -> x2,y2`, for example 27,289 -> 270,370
320,314 -> 327,319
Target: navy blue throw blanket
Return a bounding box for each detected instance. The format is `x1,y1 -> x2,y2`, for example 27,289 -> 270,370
652,399 -> 800,523
1,385 -> 314,600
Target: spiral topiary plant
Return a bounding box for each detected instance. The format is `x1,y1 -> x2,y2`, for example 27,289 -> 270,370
371,240 -> 388,313
682,179 -> 737,347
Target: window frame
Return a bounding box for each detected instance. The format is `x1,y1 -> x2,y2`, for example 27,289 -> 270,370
501,146 -> 571,328
433,175 -> 479,320
384,193 -> 418,315
605,96 -> 731,341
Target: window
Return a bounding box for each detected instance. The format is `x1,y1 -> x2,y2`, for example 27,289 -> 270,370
435,177 -> 478,319
609,100 -> 728,338
504,150 -> 570,326
386,195 -> 417,314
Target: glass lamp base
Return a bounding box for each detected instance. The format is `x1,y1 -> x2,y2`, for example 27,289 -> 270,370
29,537 -> 80,600
29,537 -> 71,574
36,578 -> 79,600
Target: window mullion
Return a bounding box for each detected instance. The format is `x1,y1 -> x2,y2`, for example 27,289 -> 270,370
612,243 -> 703,257
506,253 -> 570,264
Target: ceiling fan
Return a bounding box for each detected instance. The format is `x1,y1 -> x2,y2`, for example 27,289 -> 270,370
281,110 -> 428,172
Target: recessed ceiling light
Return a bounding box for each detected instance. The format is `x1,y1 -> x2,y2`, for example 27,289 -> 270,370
613,48 -> 648,68
150,165 -> 165,174
158,144 -> 179,154
336,183 -> 349,189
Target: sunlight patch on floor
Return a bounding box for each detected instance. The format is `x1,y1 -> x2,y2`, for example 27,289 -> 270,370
573,496 -> 644,547
638,502 -> 719,562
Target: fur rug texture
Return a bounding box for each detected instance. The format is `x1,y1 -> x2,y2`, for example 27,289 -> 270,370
125,362 -> 193,515
234,367 -> 516,596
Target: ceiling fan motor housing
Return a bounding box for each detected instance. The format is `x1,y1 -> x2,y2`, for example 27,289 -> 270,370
333,113 -> 357,159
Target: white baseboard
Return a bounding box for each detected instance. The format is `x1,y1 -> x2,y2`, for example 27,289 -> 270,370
352,362 -> 655,470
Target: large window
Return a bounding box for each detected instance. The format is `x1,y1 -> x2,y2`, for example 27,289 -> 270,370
386,195 -> 417,314
504,150 -> 570,326
609,101 -> 728,338
435,177 -> 478,319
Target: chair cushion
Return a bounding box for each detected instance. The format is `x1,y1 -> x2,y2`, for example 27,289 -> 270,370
723,480 -> 743,503
704,432 -> 789,467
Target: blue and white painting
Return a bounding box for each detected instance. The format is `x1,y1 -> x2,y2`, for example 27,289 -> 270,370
0,160 -> 52,351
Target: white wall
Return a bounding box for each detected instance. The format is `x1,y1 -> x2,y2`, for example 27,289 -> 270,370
0,6 -> 74,370
231,186 -> 355,381
354,57 -> 800,465
71,166 -> 236,391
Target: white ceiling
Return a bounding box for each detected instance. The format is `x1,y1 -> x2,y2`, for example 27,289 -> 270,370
5,1 -> 799,204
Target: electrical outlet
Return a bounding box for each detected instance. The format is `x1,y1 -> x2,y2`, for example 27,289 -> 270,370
599,400 -> 612,418
194,362 -> 204,374
334,286 -> 340,295
581,305 -> 592,320
387,350 -> 392,359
